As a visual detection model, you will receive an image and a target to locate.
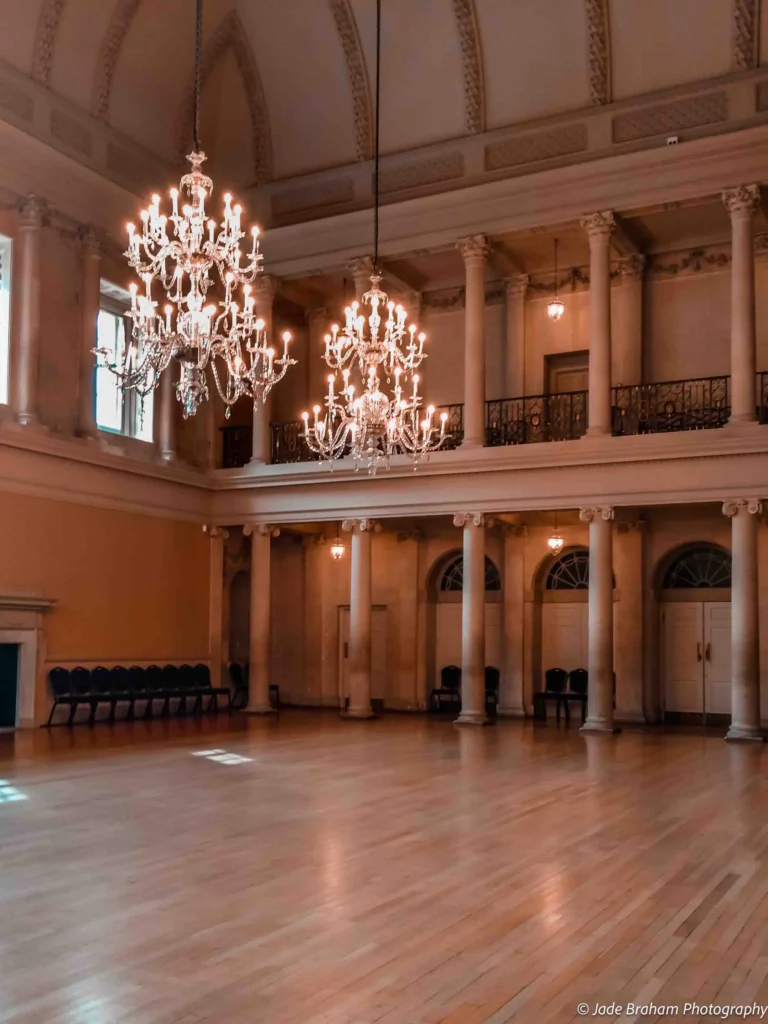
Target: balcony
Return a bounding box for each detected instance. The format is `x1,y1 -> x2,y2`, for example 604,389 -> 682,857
219,374 -> 754,468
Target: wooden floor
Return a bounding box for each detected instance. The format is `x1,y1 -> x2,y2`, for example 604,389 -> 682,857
1,713 -> 768,1024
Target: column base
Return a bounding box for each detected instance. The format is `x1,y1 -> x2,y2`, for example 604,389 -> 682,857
15,412 -> 39,427
585,425 -> 611,438
580,718 -> 621,734
160,450 -> 176,463
615,709 -> 646,725
341,708 -> 377,720
459,438 -> 484,450
242,704 -> 276,716
455,710 -> 491,726
496,705 -> 525,718
725,724 -> 766,743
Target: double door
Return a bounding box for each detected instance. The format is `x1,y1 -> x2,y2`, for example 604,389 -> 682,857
662,602 -> 730,719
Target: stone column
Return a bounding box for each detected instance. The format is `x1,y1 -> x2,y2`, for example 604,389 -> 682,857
579,506 -> 619,733
306,306 -> 328,408
250,275 -> 277,464
341,518 -> 377,719
349,256 -> 374,303
12,196 -> 43,426
581,212 -> 615,436
77,228 -> 101,438
243,523 -> 279,714
614,519 -> 645,722
206,526 -> 229,692
157,366 -> 176,461
723,499 -> 764,741
453,513 -> 488,725
457,235 -> 490,448
723,186 -> 760,424
498,524 -> 525,717
504,274 -> 529,398
613,256 -> 644,387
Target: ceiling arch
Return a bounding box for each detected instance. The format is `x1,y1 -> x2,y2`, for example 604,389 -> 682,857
31,0 -> 63,86
452,0 -> 485,134
91,0 -> 140,122
329,0 -> 372,162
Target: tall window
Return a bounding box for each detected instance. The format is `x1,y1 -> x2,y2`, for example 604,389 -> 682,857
95,293 -> 153,442
0,236 -> 12,405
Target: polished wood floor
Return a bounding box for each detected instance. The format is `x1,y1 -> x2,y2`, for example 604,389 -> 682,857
1,713 -> 767,1023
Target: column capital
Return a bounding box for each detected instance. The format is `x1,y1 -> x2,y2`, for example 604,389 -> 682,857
579,506 -> 614,523
251,274 -> 278,303
243,523 -> 280,537
347,255 -> 375,279
306,305 -> 328,324
723,498 -> 763,517
453,512 -> 486,528
580,211 -> 615,241
504,273 -> 530,298
457,234 -> 491,265
18,194 -> 44,229
722,184 -> 761,218
78,226 -> 102,259
203,525 -> 230,540
617,254 -> 645,280
342,518 -> 380,533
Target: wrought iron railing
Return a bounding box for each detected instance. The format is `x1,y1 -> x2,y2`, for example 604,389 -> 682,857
486,390 -> 588,445
270,420 -> 319,464
221,425 -> 252,469
436,404 -> 464,449
612,376 -> 729,435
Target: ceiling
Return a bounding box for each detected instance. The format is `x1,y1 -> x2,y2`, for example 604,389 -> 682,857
0,0 -> 759,193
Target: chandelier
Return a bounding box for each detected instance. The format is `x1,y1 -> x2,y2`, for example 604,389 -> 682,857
95,0 -> 295,419
547,237 -> 565,322
301,0 -> 446,471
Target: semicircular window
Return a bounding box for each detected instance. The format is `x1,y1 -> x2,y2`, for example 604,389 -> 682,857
546,550 -> 590,590
663,545 -> 732,589
439,554 -> 501,592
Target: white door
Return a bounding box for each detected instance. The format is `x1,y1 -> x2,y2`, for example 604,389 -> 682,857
662,603 -> 704,714
704,603 -> 731,716
541,603 -> 588,675
339,607 -> 387,704
435,603 -> 503,686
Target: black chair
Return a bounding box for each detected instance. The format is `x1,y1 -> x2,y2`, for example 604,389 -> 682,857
195,663 -> 230,711
144,664 -> 165,718
485,666 -> 500,716
69,666 -> 95,724
268,683 -> 280,710
161,664 -> 181,717
536,667 -> 569,722
228,662 -> 248,710
47,668 -> 76,726
430,665 -> 462,713
128,666 -> 149,719
106,666 -> 133,721
565,667 -> 589,725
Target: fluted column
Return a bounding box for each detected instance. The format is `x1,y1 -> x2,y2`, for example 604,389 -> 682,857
457,236 -> 490,448
157,367 -> 176,461
454,513 -> 488,725
206,526 -> 229,692
581,213 -> 615,436
243,523 -> 279,714
723,499 -> 763,741
613,256 -> 644,387
13,196 -> 43,426
504,274 -> 528,399
579,506 -> 618,733
77,228 -> 101,437
723,186 -> 760,424
341,518 -> 377,719
250,275 -> 277,464
349,256 -> 374,303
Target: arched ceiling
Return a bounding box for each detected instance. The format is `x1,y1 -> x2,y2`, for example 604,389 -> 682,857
0,0 -> 758,192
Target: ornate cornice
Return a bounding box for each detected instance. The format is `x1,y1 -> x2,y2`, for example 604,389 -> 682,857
723,183 -> 761,216
733,0 -> 760,69
452,0 -> 485,134
723,498 -> 762,517
579,506 -> 614,523
585,0 -> 611,106
177,11 -> 272,185
31,0 -> 65,86
329,0 -> 372,161
91,0 -> 140,121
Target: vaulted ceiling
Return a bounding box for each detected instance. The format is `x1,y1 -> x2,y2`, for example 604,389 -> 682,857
0,0 -> 760,193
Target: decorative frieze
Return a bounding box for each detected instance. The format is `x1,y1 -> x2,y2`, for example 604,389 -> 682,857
585,0 -> 611,105
92,0 -> 140,121
733,0 -> 760,69
31,0 -> 64,87
379,153 -> 464,195
452,0 -> 485,134
329,0 -> 372,161
613,92 -> 728,144
485,123 -> 587,172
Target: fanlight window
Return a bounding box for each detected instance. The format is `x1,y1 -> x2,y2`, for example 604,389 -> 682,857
439,554 -> 501,592
546,550 -> 589,590
663,545 -> 732,589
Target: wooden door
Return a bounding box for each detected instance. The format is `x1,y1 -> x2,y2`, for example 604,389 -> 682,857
662,603 -> 704,714
704,602 -> 731,716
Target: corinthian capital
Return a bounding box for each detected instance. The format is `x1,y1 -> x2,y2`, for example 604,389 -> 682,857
505,273 -> 530,298
453,512 -> 486,528
347,255 -> 375,279
722,498 -> 762,518
722,184 -> 760,218
457,234 -> 491,265
79,226 -> 102,259
243,523 -> 280,537
19,194 -> 44,229
578,506 -> 614,523
580,211 -> 615,241
251,275 -> 278,303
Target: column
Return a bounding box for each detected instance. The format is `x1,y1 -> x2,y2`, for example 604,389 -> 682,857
498,524 -> 525,717
579,506 -> 619,733
77,228 -> 101,437
454,513 -> 488,725
341,518 -> 377,718
723,185 -> 760,424
504,274 -> 528,398
613,256 -> 644,387
457,235 -> 490,447
206,526 -> 228,692
157,366 -> 176,461
250,275 -> 277,464
306,306 -> 328,409
581,212 -> 615,436
349,256 -> 374,302
723,499 -> 763,741
614,519 -> 645,722
12,195 -> 43,426
243,523 -> 279,714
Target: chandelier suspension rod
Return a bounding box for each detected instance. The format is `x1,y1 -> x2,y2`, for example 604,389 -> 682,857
194,0 -> 203,152
553,236 -> 558,297
373,0 -> 381,270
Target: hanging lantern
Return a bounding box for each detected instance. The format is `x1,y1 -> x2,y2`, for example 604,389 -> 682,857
547,534 -> 564,556
330,538 -> 346,560
547,237 -> 565,322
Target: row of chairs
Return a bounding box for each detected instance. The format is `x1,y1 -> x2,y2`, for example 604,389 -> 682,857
47,664 -> 230,726
430,665 -> 500,714
537,667 -> 589,723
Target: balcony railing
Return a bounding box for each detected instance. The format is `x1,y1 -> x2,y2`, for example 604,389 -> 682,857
220,373 -> 765,467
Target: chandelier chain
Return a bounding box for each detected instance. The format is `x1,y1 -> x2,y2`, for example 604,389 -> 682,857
194,0 -> 203,152
373,0 -> 381,270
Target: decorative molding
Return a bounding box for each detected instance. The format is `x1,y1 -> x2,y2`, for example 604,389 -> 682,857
723,183 -> 761,216
733,0 -> 760,70
272,179 -> 354,219
177,11 -> 272,185
31,0 -> 65,87
396,529 -> 421,542
452,0 -> 485,134
581,210 -> 615,239
648,245 -> 731,279
453,512 -> 486,527
0,593 -> 55,613
485,123 -> 587,172
585,0 -> 611,106
379,153 -> 464,195
617,519 -> 646,534
91,0 -> 140,121
457,234 -> 490,263
578,506 -> 614,523
19,195 -> 44,230
723,498 -> 763,516
528,267 -> 590,295
78,225 -> 102,258
203,525 -> 230,540
504,274 -> 530,298
612,92 -> 728,144
617,254 -> 646,279
329,0 -> 372,161
341,518 -> 379,532
243,524 -> 280,537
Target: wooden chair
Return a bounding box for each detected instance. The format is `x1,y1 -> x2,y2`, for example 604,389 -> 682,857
430,665 -> 461,713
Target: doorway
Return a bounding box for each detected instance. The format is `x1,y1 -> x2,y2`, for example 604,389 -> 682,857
545,351 -> 589,394
0,644 -> 19,728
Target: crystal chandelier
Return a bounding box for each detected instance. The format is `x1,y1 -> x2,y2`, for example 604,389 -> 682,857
95,0 -> 295,419
301,0 -> 446,472
547,237 -> 565,322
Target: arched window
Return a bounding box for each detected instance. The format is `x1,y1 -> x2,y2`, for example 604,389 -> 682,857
546,549 -> 590,590
663,545 -> 732,589
439,554 -> 501,592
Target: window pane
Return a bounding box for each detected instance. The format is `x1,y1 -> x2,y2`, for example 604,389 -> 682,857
0,237 -> 11,405
95,310 -> 124,433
